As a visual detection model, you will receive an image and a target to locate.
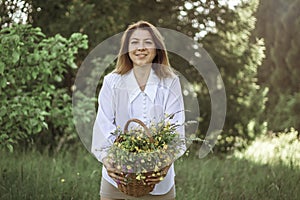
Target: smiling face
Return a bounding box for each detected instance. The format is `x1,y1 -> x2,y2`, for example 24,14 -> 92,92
128,29 -> 157,68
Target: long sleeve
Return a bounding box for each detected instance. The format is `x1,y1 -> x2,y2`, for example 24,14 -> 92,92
91,75 -> 117,163
164,76 -> 186,158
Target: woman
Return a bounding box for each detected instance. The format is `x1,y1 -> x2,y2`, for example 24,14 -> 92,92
92,20 -> 185,200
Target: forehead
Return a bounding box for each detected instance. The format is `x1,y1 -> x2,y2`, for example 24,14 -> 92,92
129,29 -> 153,40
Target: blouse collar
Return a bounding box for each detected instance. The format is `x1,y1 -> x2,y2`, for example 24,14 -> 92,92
123,68 -> 160,103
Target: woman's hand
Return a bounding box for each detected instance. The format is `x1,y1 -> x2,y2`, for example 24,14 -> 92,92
145,166 -> 169,185
103,157 -> 127,185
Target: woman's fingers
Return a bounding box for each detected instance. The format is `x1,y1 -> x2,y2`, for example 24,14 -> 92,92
107,166 -> 127,179
106,166 -> 119,174
103,159 -> 127,184
146,172 -> 167,185
102,157 -> 114,168
108,172 -> 127,185
107,170 -> 128,185
146,168 -> 169,185
145,176 -> 165,185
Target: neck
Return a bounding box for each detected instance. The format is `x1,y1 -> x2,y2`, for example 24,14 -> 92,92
133,64 -> 152,91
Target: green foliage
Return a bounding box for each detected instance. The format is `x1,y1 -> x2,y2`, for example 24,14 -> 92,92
0,0 -> 25,27
255,0 -> 300,131
266,93 -> 300,131
26,0 -> 130,49
0,24 -> 88,151
4,0 -> 269,152
197,1 -> 268,151
234,128 -> 300,169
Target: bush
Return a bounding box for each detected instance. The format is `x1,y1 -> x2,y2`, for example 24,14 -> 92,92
234,128 -> 300,169
0,24 -> 88,151
266,93 -> 300,132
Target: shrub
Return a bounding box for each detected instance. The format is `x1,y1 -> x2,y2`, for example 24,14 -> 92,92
0,24 -> 88,151
234,128 -> 300,169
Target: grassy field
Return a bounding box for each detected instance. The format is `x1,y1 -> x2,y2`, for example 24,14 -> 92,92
175,156 -> 300,200
1,144 -> 299,200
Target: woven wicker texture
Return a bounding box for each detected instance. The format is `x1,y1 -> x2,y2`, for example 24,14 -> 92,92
115,118 -> 169,197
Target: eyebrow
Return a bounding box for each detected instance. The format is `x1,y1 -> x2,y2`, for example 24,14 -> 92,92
130,38 -> 153,41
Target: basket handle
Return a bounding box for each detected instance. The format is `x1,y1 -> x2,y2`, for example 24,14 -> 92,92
123,118 -> 154,143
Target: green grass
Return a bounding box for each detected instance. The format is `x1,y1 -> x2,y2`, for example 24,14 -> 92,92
1,145 -> 300,200
175,156 -> 300,200
0,147 -> 101,200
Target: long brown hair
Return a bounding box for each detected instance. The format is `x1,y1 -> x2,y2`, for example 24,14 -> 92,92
114,20 -> 175,78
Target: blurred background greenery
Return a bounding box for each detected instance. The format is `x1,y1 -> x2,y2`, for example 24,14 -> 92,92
0,0 -> 299,199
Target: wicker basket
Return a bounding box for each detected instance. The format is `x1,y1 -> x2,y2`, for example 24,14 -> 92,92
114,118 -> 170,197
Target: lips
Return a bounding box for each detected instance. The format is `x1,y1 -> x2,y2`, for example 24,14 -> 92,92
135,53 -> 147,58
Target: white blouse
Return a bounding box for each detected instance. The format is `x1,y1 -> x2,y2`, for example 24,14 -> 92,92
91,68 -> 185,195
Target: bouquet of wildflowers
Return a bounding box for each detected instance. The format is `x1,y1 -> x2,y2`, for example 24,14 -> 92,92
106,111 -> 201,181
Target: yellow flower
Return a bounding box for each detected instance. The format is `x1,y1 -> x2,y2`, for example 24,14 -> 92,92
60,178 -> 65,183
151,127 -> 157,132
185,150 -> 190,156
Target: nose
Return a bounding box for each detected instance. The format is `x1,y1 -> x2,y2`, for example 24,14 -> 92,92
137,42 -> 145,50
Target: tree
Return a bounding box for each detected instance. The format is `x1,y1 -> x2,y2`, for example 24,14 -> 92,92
26,0 -> 130,48
192,0 -> 268,151
0,0 -> 29,27
1,0 -> 268,152
254,0 -> 300,131
0,24 -> 88,151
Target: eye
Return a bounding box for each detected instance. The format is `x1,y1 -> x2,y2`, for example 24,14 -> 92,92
130,41 -> 138,45
145,41 -> 153,45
